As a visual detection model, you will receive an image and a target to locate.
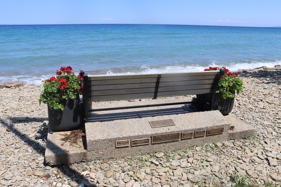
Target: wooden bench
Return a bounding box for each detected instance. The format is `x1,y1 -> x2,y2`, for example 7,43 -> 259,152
82,70 -> 224,122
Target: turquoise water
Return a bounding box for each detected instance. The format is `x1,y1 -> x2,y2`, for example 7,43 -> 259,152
0,24 -> 281,84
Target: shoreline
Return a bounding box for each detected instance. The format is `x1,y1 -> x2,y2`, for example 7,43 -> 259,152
0,65 -> 280,88
0,69 -> 280,186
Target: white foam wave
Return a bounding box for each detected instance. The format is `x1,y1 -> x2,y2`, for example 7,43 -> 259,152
2,60 -> 280,85
0,74 -> 50,85
106,60 -> 281,75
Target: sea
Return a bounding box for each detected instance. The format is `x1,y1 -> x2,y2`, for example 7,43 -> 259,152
0,24 -> 281,85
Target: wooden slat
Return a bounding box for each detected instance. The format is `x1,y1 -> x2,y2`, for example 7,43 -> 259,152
88,74 -> 158,80
91,93 -> 153,102
88,71 -> 217,79
158,84 -> 211,92
89,72 -> 217,83
92,82 -> 156,90
92,87 -> 155,96
90,77 -> 157,85
160,71 -> 218,78
161,74 -> 217,82
158,89 -> 211,97
160,79 -> 213,87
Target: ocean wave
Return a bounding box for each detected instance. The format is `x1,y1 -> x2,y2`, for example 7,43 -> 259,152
102,60 -> 281,75
2,60 -> 280,85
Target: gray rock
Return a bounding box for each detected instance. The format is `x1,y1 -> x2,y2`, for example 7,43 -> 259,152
155,152 -> 164,158
246,169 -> 258,178
156,168 -> 168,173
123,175 -> 131,183
132,182 -> 140,187
151,160 -> 160,166
0,81 -> 26,88
105,171 -> 113,178
270,173 -> 281,181
100,163 -> 110,170
268,158 -> 278,166
126,180 -> 135,187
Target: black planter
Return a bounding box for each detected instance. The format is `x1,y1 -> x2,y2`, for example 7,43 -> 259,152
196,93 -> 234,115
48,96 -> 82,131
212,93 -> 235,115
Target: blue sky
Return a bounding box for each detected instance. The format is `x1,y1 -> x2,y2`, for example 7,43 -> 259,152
1,0 -> 280,27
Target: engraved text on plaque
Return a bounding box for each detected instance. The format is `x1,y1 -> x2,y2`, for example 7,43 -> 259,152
181,132 -> 194,140
194,130 -> 206,138
206,128 -> 224,136
131,138 -> 150,147
151,133 -> 180,144
116,140 -> 130,148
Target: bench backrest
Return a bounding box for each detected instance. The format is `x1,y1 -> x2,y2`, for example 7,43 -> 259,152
84,71 -> 218,101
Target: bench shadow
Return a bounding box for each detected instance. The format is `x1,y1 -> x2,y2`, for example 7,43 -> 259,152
89,104 -> 196,122
0,117 -> 96,187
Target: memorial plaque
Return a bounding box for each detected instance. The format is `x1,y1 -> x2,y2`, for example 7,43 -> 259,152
151,133 -> 180,144
149,119 -> 176,128
131,138 -> 150,147
116,139 -> 130,148
194,130 -> 206,138
181,132 -> 194,140
206,127 -> 224,136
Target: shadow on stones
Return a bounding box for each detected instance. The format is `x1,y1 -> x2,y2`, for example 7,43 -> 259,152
0,117 -> 96,187
239,71 -> 281,85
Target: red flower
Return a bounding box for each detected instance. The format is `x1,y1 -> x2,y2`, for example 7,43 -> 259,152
65,67 -> 73,74
59,78 -> 66,83
59,78 -> 68,90
56,70 -> 62,75
60,67 -> 66,72
60,85 -> 68,90
205,67 -> 220,71
59,66 -> 73,74
78,75 -> 84,80
45,76 -> 57,82
78,75 -> 83,80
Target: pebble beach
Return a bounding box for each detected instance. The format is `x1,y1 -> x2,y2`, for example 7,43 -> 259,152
0,70 -> 281,187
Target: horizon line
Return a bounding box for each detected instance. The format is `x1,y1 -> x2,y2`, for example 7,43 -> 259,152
0,23 -> 280,28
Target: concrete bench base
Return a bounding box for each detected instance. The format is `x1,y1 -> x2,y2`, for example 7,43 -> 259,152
86,110 -> 229,160
45,110 -> 255,165
45,129 -> 87,165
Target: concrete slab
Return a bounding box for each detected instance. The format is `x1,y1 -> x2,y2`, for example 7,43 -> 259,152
85,110 -> 230,160
225,114 -> 256,140
45,129 -> 87,165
